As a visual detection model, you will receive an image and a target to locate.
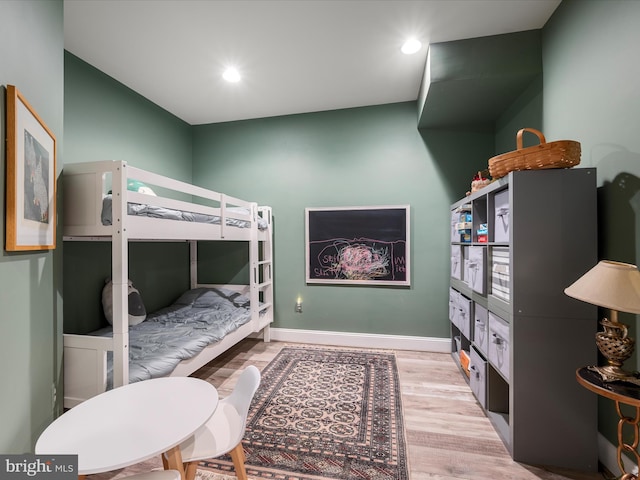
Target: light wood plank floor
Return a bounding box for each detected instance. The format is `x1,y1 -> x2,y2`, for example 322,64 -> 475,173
86,339 -> 610,480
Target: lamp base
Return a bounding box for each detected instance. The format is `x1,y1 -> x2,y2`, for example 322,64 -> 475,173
588,365 -> 640,386
592,316 -> 640,385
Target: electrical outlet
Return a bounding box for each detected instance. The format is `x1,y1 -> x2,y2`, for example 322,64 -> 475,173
52,383 -> 57,408
295,303 -> 302,313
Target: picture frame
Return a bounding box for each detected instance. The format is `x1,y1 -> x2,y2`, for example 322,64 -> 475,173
305,205 -> 410,286
5,85 -> 57,251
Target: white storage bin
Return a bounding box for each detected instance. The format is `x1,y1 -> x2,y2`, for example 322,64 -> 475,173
467,246 -> 486,294
449,288 -> 459,327
451,209 -> 459,242
469,347 -> 487,408
493,188 -> 510,243
461,246 -> 469,282
457,294 -> 472,340
491,247 -> 510,302
473,303 -> 489,356
451,245 -> 462,280
488,312 -> 510,381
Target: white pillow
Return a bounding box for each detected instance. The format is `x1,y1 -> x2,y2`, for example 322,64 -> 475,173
102,279 -> 147,326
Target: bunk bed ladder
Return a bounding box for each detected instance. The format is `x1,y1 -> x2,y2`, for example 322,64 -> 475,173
253,206 -> 273,340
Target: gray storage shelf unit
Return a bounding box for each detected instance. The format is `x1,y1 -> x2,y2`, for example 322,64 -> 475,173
449,168 -> 598,471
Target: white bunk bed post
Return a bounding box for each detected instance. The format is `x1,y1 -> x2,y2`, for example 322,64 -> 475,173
189,241 -> 198,289
220,194 -> 227,239
249,202 -> 260,332
111,162 -> 130,388
256,205 -> 273,342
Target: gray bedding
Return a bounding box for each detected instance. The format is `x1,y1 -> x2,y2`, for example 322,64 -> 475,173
101,195 -> 268,230
94,287 -> 254,387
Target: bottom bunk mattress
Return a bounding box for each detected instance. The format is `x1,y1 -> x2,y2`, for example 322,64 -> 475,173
93,287 -> 255,387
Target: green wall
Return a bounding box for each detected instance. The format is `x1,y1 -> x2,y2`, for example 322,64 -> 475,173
62,55 -> 494,343
538,0 -> 640,460
0,0 -> 64,453
192,105 -> 493,337
495,74 -> 543,153
64,52 -> 193,180
63,53 -> 195,333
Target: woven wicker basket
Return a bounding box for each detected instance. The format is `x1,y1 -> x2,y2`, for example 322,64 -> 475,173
488,128 -> 581,179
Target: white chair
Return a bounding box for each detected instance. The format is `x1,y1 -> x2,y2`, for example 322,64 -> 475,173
172,366 -> 261,480
123,471 -> 180,480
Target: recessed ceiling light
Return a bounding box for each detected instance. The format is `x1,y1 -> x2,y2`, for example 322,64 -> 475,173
401,38 -> 422,55
223,67 -> 241,83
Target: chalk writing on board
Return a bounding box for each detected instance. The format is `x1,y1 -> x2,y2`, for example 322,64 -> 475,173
309,237 -> 407,281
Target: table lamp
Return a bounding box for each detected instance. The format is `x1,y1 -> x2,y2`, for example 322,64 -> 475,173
564,260 -> 640,385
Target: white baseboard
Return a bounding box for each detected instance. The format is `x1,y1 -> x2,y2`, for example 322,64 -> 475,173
268,327 -> 450,353
599,432 -> 637,476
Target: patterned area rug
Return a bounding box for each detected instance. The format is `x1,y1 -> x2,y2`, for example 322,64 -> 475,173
197,346 -> 409,480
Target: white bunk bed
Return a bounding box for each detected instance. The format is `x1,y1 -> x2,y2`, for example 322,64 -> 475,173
62,160 -> 273,408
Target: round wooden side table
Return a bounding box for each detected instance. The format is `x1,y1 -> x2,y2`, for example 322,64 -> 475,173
577,367 -> 640,480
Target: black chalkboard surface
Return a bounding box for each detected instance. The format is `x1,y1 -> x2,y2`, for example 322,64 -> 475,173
305,206 -> 410,285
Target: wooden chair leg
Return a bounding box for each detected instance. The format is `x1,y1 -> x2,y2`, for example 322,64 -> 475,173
163,446 -> 187,480
229,443 -> 248,480
184,461 -> 199,480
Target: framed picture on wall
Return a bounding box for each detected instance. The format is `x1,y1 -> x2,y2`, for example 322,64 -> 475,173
305,205 -> 410,286
5,85 -> 57,251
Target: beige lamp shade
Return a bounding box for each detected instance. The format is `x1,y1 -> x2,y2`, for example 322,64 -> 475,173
564,260 -> 640,314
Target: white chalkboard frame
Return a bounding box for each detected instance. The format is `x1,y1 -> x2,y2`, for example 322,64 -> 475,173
305,205 -> 410,286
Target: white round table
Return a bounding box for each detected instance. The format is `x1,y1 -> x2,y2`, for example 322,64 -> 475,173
36,377 -> 218,478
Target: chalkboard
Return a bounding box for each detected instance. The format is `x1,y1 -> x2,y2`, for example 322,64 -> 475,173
305,206 -> 410,285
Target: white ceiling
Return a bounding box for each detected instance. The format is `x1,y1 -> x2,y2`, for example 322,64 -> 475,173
64,0 -> 561,126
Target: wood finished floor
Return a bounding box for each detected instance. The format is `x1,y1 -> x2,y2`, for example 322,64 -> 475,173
86,339 -> 609,480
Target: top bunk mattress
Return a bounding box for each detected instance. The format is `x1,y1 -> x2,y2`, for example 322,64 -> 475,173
62,161 -> 271,238
101,195 -> 269,230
